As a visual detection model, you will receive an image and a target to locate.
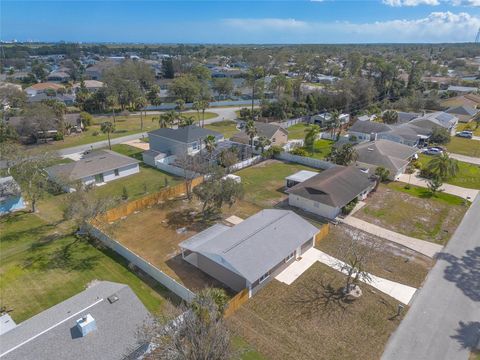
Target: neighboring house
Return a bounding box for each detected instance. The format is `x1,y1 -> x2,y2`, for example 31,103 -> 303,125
0,176 -> 26,215
72,80 -> 104,93
64,113 -> 84,133
46,150 -> 140,191
357,114 -> 377,122
377,123 -> 431,147
446,105 -> 479,123
47,71 -> 71,83
8,115 -> 60,143
285,170 -> 319,188
394,111 -> 421,125
311,112 -> 350,128
348,120 -> 392,142
353,140 -> 419,180
0,281 -> 152,360
144,125 -> 224,165
27,92 -> 76,106
24,82 -> 65,97
410,112 -> 458,135
287,166 -> 376,219
447,85 -> 478,94
231,121 -> 288,147
84,66 -> 103,80
180,209 -> 319,296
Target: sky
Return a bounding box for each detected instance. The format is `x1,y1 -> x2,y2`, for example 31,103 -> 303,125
2,0 -> 480,44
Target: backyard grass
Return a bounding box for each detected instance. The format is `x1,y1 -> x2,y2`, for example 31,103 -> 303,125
285,123 -> 310,140
354,184 -> 467,245
228,262 -> 405,360
205,120 -> 239,139
446,137 -> 480,158
418,154 -> 480,190
27,112 -> 218,152
0,211 -> 174,323
456,123 -> 480,136
234,160 -> 320,208
316,225 -> 432,288
304,139 -> 334,159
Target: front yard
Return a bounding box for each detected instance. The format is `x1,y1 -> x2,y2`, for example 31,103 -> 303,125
353,183 -> 468,245
446,137 -> 480,158
228,262 -> 405,360
234,160 -> 320,208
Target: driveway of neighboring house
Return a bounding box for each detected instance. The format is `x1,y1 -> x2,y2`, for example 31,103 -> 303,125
121,139 -> 150,151
449,152 -> 480,165
397,172 -> 479,200
275,247 -> 417,305
340,216 -> 443,258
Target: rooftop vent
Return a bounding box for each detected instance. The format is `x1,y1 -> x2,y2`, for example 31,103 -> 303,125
107,294 -> 119,304
76,314 -> 96,337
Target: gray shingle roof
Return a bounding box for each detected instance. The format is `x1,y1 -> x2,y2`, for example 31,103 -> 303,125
287,166 -> 374,208
0,281 -> 151,360
148,125 -> 223,143
349,121 -> 392,134
46,150 -> 139,182
446,105 -> 478,117
354,140 -> 418,172
179,210 -> 319,283
410,112 -> 457,130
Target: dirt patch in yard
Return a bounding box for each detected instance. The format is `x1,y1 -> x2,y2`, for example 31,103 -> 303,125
228,262 -> 406,360
354,185 -> 467,245
316,225 -> 433,288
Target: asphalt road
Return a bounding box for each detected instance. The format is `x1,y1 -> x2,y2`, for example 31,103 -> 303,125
382,194 -> 480,360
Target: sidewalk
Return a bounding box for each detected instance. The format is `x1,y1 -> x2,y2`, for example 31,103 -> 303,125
397,172 -> 479,200
449,152 -> 480,165
275,248 -> 417,305
340,216 -> 443,258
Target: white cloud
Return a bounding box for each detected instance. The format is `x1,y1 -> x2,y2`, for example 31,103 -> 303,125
382,0 -> 440,6
451,0 -> 480,5
222,12 -> 480,43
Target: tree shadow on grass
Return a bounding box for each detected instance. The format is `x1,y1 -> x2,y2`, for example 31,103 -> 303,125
165,208 -> 211,232
437,247 -> 480,302
451,321 -> 480,351
1,222 -> 56,243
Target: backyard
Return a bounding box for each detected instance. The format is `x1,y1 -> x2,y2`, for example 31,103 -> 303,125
234,160 -> 320,208
418,154 -> 480,190
353,183 -> 468,245
205,120 -> 239,139
285,123 -> 310,139
228,262 -> 406,360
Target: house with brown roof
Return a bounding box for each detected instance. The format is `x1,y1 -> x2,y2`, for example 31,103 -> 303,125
25,82 -> 65,97
286,166 -> 376,219
231,122 -> 288,147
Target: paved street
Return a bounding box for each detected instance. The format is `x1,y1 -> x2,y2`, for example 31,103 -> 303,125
397,172 -> 479,200
450,152 -> 480,165
382,194 -> 480,360
340,216 -> 443,258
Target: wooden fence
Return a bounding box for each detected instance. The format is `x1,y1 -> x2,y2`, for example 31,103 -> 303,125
98,177 -> 204,223
224,288 -> 250,318
314,223 -> 330,246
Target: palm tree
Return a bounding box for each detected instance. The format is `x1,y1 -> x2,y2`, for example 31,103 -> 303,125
135,96 -> 148,131
203,135 -> 217,159
382,110 -> 398,125
192,100 -> 201,125
304,124 -> 320,153
156,111 -> 176,128
330,109 -> 341,139
179,115 -> 195,127
255,136 -> 271,153
100,121 -> 115,150
199,99 -> 210,127
247,67 -> 264,116
426,153 -> 459,180
245,120 -> 257,151
106,95 -> 118,125
175,99 -> 185,114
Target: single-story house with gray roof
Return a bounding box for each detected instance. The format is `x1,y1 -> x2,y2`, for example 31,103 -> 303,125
46,150 -> 140,191
446,105 -> 478,123
287,166 -> 376,219
0,281 -> 151,360
348,120 -> 392,142
179,209 -> 319,296
353,140 -> 419,180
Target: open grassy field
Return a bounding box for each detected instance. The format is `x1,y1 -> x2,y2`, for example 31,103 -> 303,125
354,183 -> 468,245
0,211 -> 174,323
418,154 -> 480,190
234,160 -> 320,208
205,120 -> 239,139
446,137 -> 480,158
228,262 -> 405,360
316,225 -> 432,288
28,112 -> 218,152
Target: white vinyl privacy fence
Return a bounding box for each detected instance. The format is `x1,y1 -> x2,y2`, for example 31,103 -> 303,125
275,152 -> 336,170
86,223 -> 196,302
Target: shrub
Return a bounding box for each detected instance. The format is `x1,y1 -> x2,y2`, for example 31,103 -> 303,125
375,166 -> 390,182
54,132 -> 64,141
290,147 -> 308,156
341,198 -> 358,215
92,131 -> 100,136
122,186 -> 129,200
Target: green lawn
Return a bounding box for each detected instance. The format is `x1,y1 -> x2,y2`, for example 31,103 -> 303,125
306,139 -> 334,159
386,181 -> 468,206
234,160 -> 319,208
28,112 -> 218,152
0,211 -> 173,323
418,154 -> 480,190
446,137 -> 480,158
205,120 -> 239,139
286,123 -> 310,140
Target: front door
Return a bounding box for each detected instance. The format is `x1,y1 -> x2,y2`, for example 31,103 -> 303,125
94,173 -> 104,184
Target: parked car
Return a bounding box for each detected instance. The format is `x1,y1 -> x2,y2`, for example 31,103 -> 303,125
456,131 -> 473,139
424,147 -> 443,156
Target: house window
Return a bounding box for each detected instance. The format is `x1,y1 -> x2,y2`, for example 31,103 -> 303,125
192,142 -> 199,150
284,251 -> 295,263
114,169 -> 119,176
259,272 -> 270,284
272,137 -> 276,143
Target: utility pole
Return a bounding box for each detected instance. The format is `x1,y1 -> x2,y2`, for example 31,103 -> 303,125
476,27 -> 480,43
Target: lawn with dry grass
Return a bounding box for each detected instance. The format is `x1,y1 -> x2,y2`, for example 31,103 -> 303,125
316,225 -> 432,288
228,262 -> 405,360
354,184 -> 467,245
